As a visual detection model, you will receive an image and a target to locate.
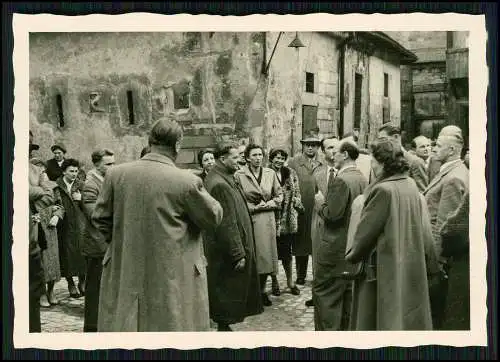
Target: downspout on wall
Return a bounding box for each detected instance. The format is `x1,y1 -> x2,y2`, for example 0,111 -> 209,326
338,39 -> 347,137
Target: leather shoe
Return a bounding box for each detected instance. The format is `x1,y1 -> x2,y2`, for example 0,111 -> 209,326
305,299 -> 314,307
262,293 -> 272,306
289,286 -> 300,295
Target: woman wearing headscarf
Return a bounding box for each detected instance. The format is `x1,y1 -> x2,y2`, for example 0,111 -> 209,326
345,137 -> 440,330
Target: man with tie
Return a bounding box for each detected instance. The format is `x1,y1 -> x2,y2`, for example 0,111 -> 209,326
308,136 -> 339,308
313,139 -> 368,330
423,125 -> 469,330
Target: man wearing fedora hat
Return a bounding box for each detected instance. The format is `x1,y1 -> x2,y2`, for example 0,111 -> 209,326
287,130 -> 324,288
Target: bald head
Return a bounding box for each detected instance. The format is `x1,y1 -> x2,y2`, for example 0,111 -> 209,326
412,135 -> 431,160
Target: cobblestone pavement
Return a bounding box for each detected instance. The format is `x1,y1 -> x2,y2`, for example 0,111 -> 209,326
41,258 -> 314,332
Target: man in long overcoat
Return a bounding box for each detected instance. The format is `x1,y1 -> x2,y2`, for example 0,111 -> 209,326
92,119 -> 223,332
309,136 -> 339,308
287,133 -> 323,285
314,140 -> 367,330
423,126 -> 469,330
81,148 -> 115,332
203,143 -> 263,331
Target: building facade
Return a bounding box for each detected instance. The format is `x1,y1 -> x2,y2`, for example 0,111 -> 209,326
390,31 -> 469,146
29,31 -> 415,170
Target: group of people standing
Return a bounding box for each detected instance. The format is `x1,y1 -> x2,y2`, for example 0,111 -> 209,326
28,116 -> 470,333
28,133 -> 115,332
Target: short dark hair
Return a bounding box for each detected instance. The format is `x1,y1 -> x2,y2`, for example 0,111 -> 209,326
140,146 -> 151,158
410,140 -> 417,149
197,148 -> 215,166
61,158 -> 80,171
378,124 -> 401,136
339,141 -> 360,161
320,136 -> 339,151
214,142 -> 238,159
148,118 -> 183,149
370,137 -> 409,177
244,143 -> 264,160
269,148 -> 288,162
91,149 -> 114,165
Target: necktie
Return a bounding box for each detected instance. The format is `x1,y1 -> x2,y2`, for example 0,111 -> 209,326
328,167 -> 336,185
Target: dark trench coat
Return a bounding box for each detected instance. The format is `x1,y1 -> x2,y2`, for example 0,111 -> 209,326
287,154 -> 323,256
203,163 -> 263,324
53,177 -> 87,278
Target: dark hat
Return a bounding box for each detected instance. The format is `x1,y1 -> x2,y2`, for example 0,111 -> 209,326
29,143 -> 40,152
300,135 -> 322,144
51,144 -> 67,153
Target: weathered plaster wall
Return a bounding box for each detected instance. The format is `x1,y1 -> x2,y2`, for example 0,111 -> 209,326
265,32 -> 339,157
29,32 -> 265,170
368,56 -> 401,143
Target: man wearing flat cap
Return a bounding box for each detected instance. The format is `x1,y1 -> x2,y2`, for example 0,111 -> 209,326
287,130 -> 324,288
423,125 -> 469,330
46,144 -> 68,182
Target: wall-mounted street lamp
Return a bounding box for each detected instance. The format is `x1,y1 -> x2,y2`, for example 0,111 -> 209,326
288,32 -> 305,49
288,32 -> 305,156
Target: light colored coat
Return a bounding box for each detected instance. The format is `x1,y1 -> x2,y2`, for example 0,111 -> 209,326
311,164 -> 330,277
423,160 -> 469,260
346,174 -> 440,330
92,153 -> 223,332
235,166 -> 283,275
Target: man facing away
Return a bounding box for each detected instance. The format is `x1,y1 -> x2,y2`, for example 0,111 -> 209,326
203,142 -> 264,331
92,118 -> 223,332
423,125 -> 469,330
81,148 -> 115,332
314,139 -> 368,330
378,124 -> 428,192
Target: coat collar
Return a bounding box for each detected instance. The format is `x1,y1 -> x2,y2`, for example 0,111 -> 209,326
296,153 -> 322,169
423,159 -> 464,194
212,162 -> 242,191
141,152 -> 176,167
56,176 -> 79,196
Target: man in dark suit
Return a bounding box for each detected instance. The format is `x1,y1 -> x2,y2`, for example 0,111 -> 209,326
81,148 -> 115,332
314,140 -> 368,330
46,144 -> 67,181
423,125 -> 469,330
203,142 -> 263,331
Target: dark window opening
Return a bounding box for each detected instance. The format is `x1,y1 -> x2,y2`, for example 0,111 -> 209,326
127,90 -> 135,125
383,105 -> 390,124
56,94 -> 64,128
354,73 -> 362,129
173,82 -> 190,109
305,72 -> 315,93
384,73 -> 389,97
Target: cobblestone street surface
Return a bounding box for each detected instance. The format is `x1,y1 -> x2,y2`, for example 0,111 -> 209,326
41,258 -> 314,332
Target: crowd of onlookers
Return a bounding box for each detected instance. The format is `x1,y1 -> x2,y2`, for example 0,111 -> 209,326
28,118 -> 470,332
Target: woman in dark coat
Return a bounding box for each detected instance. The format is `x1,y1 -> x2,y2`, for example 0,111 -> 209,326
345,137 -> 441,330
53,158 -> 87,298
268,148 -> 303,296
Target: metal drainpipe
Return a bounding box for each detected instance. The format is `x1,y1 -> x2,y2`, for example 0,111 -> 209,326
338,42 -> 346,138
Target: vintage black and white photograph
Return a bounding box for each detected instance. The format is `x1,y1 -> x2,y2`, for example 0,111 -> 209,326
13,13 -> 487,349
